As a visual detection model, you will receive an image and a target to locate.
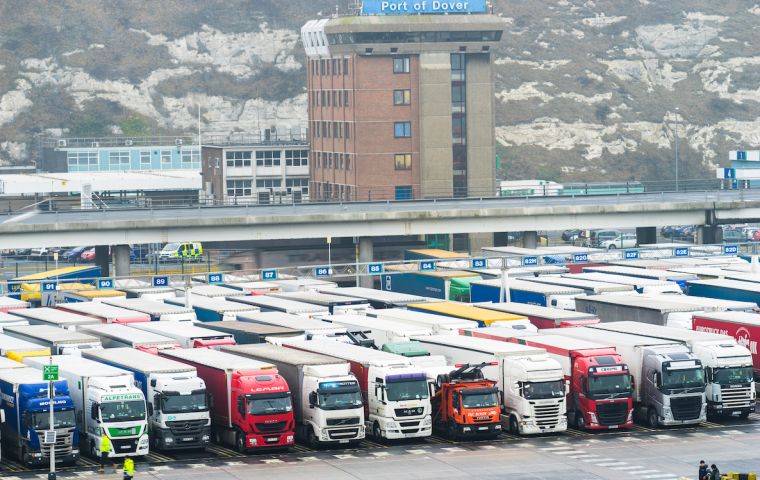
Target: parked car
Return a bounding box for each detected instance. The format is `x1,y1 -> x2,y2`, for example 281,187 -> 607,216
722,227 -> 745,243
561,229 -> 582,242
577,229 -> 622,247
601,233 -> 638,250
80,248 -> 96,262
62,246 -> 91,262
12,248 -> 32,257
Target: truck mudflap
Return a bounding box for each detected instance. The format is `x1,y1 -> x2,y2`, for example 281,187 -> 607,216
245,432 -> 295,450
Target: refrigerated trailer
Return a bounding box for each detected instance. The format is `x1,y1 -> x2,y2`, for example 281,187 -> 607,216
641,294 -> 756,313
407,301 -> 530,328
321,314 -> 432,346
79,324 -> 180,353
564,272 -> 682,294
55,302 -> 151,324
3,325 -> 102,355
687,279 -> 760,306
582,265 -> 697,290
318,286 -> 427,308
237,312 -> 349,340
129,322 -> 235,349
366,308 -> 479,334
201,321 -> 305,344
475,302 -> 599,329
270,291 -> 370,315
469,279 -> 584,310
102,298 -> 197,322
524,276 -> 634,295
691,311 -> 760,380
9,307 -> 101,329
228,295 -> 329,318
574,295 -> 707,328
0,334 -> 50,362
164,296 -> 259,322
181,285 -> 247,299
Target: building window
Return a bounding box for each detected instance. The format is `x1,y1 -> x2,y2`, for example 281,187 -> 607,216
346,155 -> 351,171
225,151 -> 252,167
393,89 -> 411,105
451,84 -> 466,104
338,153 -> 344,169
140,151 -> 151,167
332,90 -> 338,106
181,150 -> 199,165
256,178 -> 282,189
395,153 -> 412,170
67,152 -> 98,170
343,58 -> 349,75
394,122 -> 411,138
161,150 -> 172,164
256,151 -> 280,167
285,150 -> 308,167
395,185 -> 413,200
345,123 -> 351,139
321,90 -> 327,106
320,59 -> 325,75
286,177 -> 309,194
452,114 -> 467,144
226,179 -> 252,197
316,152 -> 321,168
108,151 -> 130,169
322,121 -> 328,137
344,90 -> 350,106
393,57 -> 410,73
327,153 -> 333,169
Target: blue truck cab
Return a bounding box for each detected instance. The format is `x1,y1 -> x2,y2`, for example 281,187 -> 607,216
0,366 -> 79,466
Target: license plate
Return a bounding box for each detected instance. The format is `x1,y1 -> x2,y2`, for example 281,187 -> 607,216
608,425 -> 618,429
478,427 -> 489,431
266,437 -> 278,443
182,437 -> 194,442
339,440 -> 349,444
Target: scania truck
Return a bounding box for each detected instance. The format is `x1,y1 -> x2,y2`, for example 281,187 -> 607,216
554,327 -> 706,427
222,344 -> 365,447
283,339 -> 433,440
0,366 -> 79,466
592,321 -> 755,418
24,355 -> 149,459
82,348 -> 211,450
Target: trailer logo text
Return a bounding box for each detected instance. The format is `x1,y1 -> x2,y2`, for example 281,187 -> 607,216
736,327 -> 758,355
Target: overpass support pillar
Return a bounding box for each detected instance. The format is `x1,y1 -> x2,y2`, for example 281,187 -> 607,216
697,225 -> 722,244
358,237 -> 374,289
113,244 -> 131,277
95,246 -> 110,277
522,231 -> 538,249
636,227 -> 657,245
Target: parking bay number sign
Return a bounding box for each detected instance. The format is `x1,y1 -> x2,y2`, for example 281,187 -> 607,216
43,365 -> 58,381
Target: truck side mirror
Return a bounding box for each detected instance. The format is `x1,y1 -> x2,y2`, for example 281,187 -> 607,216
237,397 -> 245,417
147,404 -> 154,416
309,392 -> 317,408
154,394 -> 161,413
581,378 -> 588,396
704,367 -> 712,383
90,403 -> 99,421
654,372 -> 662,388
0,409 -> 5,423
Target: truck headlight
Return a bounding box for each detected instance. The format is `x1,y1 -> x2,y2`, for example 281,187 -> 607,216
202,435 -> 210,441
164,437 -> 174,444
287,435 -> 294,443
627,410 -> 633,423
249,438 -> 257,446
462,427 -> 471,432
138,434 -> 149,446
422,417 -> 432,427
588,412 -> 598,424
386,421 -> 397,429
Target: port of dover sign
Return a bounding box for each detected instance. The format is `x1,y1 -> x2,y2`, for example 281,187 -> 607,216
362,0 -> 487,15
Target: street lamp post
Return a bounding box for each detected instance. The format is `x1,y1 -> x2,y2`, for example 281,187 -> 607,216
674,108 -> 680,192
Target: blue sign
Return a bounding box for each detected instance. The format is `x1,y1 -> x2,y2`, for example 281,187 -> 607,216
723,245 -> 739,255
471,259 -> 487,269
737,151 -> 747,161
97,278 -> 114,290
723,168 -> 736,179
261,269 -> 278,281
522,256 -> 538,266
624,250 -> 639,260
419,261 -> 436,272
674,247 -> 690,258
573,253 -> 588,263
368,263 -> 384,275
152,276 -> 169,287
362,0 -> 487,15
41,281 -> 57,292
315,267 -> 332,277
207,273 -> 223,285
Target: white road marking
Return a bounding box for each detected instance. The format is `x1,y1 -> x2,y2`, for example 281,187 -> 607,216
596,461 -> 628,467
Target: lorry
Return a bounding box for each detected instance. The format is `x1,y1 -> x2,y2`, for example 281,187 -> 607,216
164,296 -> 259,322
475,302 -> 600,329
470,279 -> 585,310
589,321 -> 755,419
381,270 -> 483,302
237,312 -> 349,340
552,327 -> 706,427
102,298 -> 197,322
158,348 -> 295,452
9,307 -> 101,329
0,312 -> 29,331
24,355 -> 149,459
321,314 -> 432,347
430,363 -> 502,439
641,294 -> 756,313
229,295 -> 329,318
270,291 -> 370,315
56,302 -> 151,324
524,276 -> 634,296
222,281 -> 281,295
582,265 -> 697,290
0,367 -> 79,466
180,285 -> 247,299
574,295 -> 709,329
318,286 -> 427,309
202,321 -> 305,344
0,334 -> 50,362
3,325 -> 102,355
0,296 -> 30,312
687,279 -> 760,306
407,301 -> 531,328
82,348 -> 211,450
282,339 -> 433,440
271,278 -> 337,292
79,324 -> 180,353
565,272 -> 682,295
130,322 -> 236,349
691,311 -> 760,380
221,344 -> 365,446
367,308 -> 479,334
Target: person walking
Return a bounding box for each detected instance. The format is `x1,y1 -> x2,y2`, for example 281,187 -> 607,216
698,460 -> 708,480
123,456 -> 135,480
99,434 -> 114,474
708,464 -> 720,480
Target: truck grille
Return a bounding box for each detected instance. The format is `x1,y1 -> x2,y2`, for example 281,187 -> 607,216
532,403 -> 562,428
167,419 -> 208,435
326,417 -> 361,426
399,421 -> 420,428
720,387 -> 753,408
596,402 -> 629,426
670,396 -> 703,421
328,428 -> 360,439
112,437 -> 139,454
37,429 -> 74,458
255,421 -> 288,433
394,407 -> 424,417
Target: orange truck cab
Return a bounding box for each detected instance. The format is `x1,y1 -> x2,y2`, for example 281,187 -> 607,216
431,363 -> 501,439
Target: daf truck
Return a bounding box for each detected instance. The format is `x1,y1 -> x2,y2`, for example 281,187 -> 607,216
3,325 -> 102,355
82,348 -> 211,450
553,327 -> 706,427
79,324 -> 180,353
130,322 -> 236,350
282,339 -> 433,440
24,355 -> 149,458
222,344 -> 366,446
102,298 -> 197,322
589,321 -> 755,418
56,302 -> 151,324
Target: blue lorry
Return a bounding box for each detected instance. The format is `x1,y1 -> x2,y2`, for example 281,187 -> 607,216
687,279 -> 760,306
0,366 -> 79,466
469,278 -> 584,310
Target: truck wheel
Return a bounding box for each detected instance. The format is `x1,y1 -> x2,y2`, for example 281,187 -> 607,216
574,411 -> 586,430
212,429 -> 222,445
509,416 -> 520,435
373,422 -> 382,440
739,410 -> 751,420
647,408 -> 659,428
235,432 -> 246,453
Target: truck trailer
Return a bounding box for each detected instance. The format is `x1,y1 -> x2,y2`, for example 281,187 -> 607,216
158,348 -> 295,452
475,302 -> 599,329
641,294 -> 756,313
82,348 -> 211,450
407,301 -> 530,328
129,322 -> 235,349
56,302 -> 151,324
381,270 -> 482,302
574,295 -> 709,329
524,276 -> 634,295
469,279 -> 584,310
237,312 -> 349,340
164,296 -> 259,322
102,298 -> 197,322
0,296 -> 29,312
0,312 -> 29,331
201,321 -> 305,344
222,344 -> 366,446
367,308 -> 479,334
3,325 -> 102,355
0,334 -> 50,362
321,314 -> 432,347
687,279 -> 760,306
9,307 -> 101,329
582,265 -> 697,290
79,324 -> 180,353
270,291 -> 370,315
564,272 -> 682,294
228,295 -> 329,318
319,286 -> 428,309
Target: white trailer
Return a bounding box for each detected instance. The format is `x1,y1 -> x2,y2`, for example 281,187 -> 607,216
0,297 -> 29,312
366,308 -> 478,334
565,273 -> 682,294
321,314 -> 432,347
228,295 -> 329,318
9,307 -> 101,329
79,324 -> 180,352
270,291 -> 370,315
102,298 -> 196,322
3,325 -> 102,355
525,276 -> 634,295
55,302 -> 151,324
237,312 -> 349,340
164,296 -> 259,322
178,285 -> 247,299
641,294 -> 756,314
0,312 -> 29,331
574,295 -> 707,329
129,322 -> 235,349
272,278 -> 338,292
318,287 -> 427,308
475,302 -> 597,329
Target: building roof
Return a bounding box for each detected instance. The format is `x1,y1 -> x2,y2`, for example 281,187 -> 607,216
0,170 -> 200,196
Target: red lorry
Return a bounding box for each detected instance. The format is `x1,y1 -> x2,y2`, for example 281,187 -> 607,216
159,348 -> 295,451
692,311 -> 760,376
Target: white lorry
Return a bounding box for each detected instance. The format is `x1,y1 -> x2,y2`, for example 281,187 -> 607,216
222,344 -> 366,446
82,348 -> 211,450
24,355 -> 149,458
102,298 -> 197,322
321,314 -> 432,347
79,324 -> 180,353
411,335 -> 567,435
282,339 -> 433,440
129,322 -> 235,350
237,312 -> 349,340
8,307 -> 100,329
366,308 -> 478,334
3,325 -> 102,355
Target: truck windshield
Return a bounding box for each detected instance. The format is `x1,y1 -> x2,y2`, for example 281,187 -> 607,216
713,366 -> 753,385
588,374 -> 632,398
662,368 -> 705,390
161,392 -> 208,414
522,380 -> 565,400
247,394 -> 293,416
27,409 -> 76,430
461,391 -> 499,408
386,379 -> 429,402
100,400 -> 146,422
318,389 -> 363,410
